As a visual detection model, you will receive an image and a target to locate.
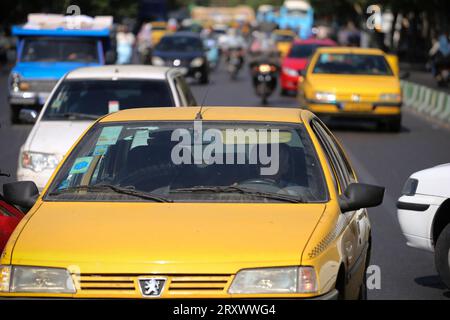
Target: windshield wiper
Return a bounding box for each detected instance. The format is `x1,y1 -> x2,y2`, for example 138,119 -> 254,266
46,112 -> 100,120
48,184 -> 173,203
171,186 -> 305,203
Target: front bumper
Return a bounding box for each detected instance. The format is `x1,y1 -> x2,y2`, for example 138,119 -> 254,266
397,194 -> 444,251
9,91 -> 51,107
306,101 -> 402,120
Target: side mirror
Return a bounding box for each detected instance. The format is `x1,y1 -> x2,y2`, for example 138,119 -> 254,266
105,50 -> 117,64
19,109 -> 38,123
339,183 -> 385,213
399,71 -> 410,80
3,181 -> 39,212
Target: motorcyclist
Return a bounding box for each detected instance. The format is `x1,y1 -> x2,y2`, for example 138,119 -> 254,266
429,33 -> 450,85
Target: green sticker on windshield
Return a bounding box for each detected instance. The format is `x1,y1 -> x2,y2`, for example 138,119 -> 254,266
69,156 -> 93,174
96,126 -> 122,146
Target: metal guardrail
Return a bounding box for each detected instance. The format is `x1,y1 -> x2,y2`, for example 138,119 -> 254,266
401,81 -> 450,123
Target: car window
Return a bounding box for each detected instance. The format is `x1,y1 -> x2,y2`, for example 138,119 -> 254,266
156,36 -> 203,52
174,76 -> 197,106
289,44 -> 320,58
42,79 -> 175,120
45,121 -> 328,203
312,53 -> 393,76
311,119 -> 352,192
21,37 -> 99,63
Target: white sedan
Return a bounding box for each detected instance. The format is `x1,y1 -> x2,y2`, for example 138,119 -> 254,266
397,163 -> 450,289
17,65 -> 197,190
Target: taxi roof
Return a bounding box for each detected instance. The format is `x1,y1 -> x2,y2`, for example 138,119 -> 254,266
315,46 -> 386,55
65,65 -> 174,80
100,107 -> 307,124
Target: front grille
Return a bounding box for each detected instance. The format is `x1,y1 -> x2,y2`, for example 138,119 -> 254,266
74,274 -> 232,297
26,80 -> 58,93
168,275 -> 231,295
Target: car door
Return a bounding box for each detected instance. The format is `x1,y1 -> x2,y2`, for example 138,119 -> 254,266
0,195 -> 24,251
311,118 -> 369,299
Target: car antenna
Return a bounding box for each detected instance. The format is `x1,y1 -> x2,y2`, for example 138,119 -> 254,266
195,85 -> 211,120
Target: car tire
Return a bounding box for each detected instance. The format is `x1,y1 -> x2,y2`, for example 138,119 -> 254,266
200,72 -> 209,84
435,224 -> 450,289
280,89 -> 288,96
384,117 -> 401,132
10,105 -> 20,124
358,270 -> 368,300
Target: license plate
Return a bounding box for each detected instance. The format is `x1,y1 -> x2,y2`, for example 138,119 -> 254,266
343,103 -> 373,112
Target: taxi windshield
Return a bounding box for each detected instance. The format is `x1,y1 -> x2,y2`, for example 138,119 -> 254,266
42,80 -> 174,120
312,53 -> 393,75
21,37 -> 99,63
45,121 -> 328,203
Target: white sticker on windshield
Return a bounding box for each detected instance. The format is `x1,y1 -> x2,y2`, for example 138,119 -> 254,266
96,126 -> 122,146
131,130 -> 149,148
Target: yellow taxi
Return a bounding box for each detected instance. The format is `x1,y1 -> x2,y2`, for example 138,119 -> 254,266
298,47 -> 403,131
151,21 -> 169,45
273,29 -> 296,57
0,107 -> 384,299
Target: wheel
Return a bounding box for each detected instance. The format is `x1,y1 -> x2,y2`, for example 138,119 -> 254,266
10,105 -> 20,124
383,116 -> 401,132
435,224 -> 450,289
199,72 -> 209,84
280,89 -> 288,96
358,270 -> 368,300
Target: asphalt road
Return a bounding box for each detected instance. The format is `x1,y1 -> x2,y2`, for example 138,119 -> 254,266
0,64 -> 450,299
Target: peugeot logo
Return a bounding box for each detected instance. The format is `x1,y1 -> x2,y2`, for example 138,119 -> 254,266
138,277 -> 166,297
173,59 -> 181,67
351,94 -> 361,102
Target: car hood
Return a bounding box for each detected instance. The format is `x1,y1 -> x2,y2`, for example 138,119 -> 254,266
307,74 -> 400,95
412,163 -> 450,198
11,202 -> 326,273
27,120 -> 93,156
13,62 -> 99,79
282,57 -> 308,70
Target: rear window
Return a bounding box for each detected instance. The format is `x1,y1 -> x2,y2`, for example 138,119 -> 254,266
288,44 -> 321,58
312,53 -> 393,76
43,80 -> 174,120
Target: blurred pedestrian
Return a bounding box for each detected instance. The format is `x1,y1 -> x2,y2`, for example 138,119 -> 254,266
137,22 -> 153,64
116,25 -> 135,64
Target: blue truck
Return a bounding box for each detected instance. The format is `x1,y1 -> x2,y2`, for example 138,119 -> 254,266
9,19 -> 114,123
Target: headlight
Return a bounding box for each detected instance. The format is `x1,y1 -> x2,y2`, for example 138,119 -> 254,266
191,57 -> 204,67
315,91 -> 336,102
228,267 -> 317,294
380,93 -> 401,102
9,72 -> 21,92
282,67 -> 298,77
402,178 -> 418,196
22,151 -> 61,172
151,56 -> 165,66
0,265 -> 76,293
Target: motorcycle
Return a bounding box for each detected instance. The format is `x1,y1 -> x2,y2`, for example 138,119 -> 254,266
226,48 -> 244,80
251,62 -> 279,105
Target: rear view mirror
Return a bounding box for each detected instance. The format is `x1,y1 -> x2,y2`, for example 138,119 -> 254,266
3,181 -> 39,212
19,109 -> 38,123
339,183 -> 385,213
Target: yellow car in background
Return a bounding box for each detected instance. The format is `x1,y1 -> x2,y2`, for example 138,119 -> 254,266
151,21 -> 169,45
0,107 -> 384,299
273,29 -> 296,57
298,47 -> 403,131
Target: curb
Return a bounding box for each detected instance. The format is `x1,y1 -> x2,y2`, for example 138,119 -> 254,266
401,81 -> 450,123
